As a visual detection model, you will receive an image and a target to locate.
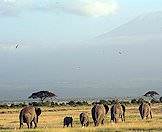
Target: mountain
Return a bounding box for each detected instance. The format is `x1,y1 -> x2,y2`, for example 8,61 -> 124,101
95,11 -> 162,42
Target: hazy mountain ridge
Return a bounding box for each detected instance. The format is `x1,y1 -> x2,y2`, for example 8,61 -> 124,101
96,11 -> 162,40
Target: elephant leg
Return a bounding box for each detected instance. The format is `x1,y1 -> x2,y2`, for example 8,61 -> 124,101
121,115 -> 123,122
30,122 -> 33,128
101,118 -> 105,125
33,118 -> 37,128
115,118 -> 117,123
93,120 -> 97,126
121,114 -> 125,122
19,123 -> 23,129
27,123 -> 30,129
150,110 -> 152,118
33,121 -> 37,128
115,117 -> 118,123
123,114 -> 125,122
95,119 -> 100,126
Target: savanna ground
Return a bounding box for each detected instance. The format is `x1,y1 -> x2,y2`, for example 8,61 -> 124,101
0,104 -> 162,132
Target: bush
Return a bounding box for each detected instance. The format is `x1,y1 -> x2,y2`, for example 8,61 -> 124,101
0,104 -> 9,109
29,102 -> 42,106
131,99 -> 138,104
82,101 -> 89,106
42,101 -> 51,107
67,101 -> 76,106
137,98 -> 145,104
10,103 -> 19,108
151,99 -> 160,103
99,100 -> 108,105
18,102 -> 27,107
51,102 -> 59,107
59,102 -> 66,106
107,100 -> 112,105
120,101 -> 131,105
76,101 -> 83,106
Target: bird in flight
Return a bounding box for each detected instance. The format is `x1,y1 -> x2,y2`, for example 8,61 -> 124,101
15,44 -> 19,48
116,50 -> 128,55
118,51 -> 122,54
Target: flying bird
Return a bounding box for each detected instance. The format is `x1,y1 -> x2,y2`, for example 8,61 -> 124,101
15,44 -> 19,48
75,66 -> 81,70
116,50 -> 128,55
118,51 -> 122,54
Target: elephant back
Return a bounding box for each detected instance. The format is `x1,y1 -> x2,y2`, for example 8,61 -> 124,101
113,103 -> 122,114
20,106 -> 36,117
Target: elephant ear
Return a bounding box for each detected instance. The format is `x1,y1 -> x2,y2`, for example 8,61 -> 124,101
104,104 -> 109,114
35,108 -> 41,116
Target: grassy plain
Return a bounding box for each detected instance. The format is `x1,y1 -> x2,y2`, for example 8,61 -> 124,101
0,104 -> 161,132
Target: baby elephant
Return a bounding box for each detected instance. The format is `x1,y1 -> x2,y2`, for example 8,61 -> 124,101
19,106 -> 41,129
80,112 -> 89,127
63,117 -> 73,127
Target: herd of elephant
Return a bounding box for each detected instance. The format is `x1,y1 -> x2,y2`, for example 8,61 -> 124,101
19,101 -> 152,129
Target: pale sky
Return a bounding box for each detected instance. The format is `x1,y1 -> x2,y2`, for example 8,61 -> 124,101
0,0 -> 162,47
0,0 -> 162,100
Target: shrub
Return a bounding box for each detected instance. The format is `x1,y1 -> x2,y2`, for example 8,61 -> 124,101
51,102 -> 59,107
137,98 -> 145,104
18,102 -> 27,107
10,103 -> 19,108
59,102 -> 66,106
0,104 -> 9,109
99,100 -> 108,105
82,101 -> 89,106
67,101 -> 76,106
120,101 -> 131,105
29,102 -> 42,106
151,99 -> 160,103
131,99 -> 138,104
42,101 -> 51,107
107,100 -> 112,105
76,101 -> 83,106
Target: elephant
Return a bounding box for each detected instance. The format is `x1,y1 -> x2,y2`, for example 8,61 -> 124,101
110,102 -> 125,123
80,112 -> 89,127
63,117 -> 73,127
139,102 -> 152,119
19,106 -> 41,129
91,103 -> 109,126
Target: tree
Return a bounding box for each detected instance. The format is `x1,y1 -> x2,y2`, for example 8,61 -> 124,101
144,91 -> 159,99
29,91 -> 56,103
160,97 -> 162,103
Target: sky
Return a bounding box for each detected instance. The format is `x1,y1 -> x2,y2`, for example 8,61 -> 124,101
0,0 -> 162,100
0,0 -> 162,46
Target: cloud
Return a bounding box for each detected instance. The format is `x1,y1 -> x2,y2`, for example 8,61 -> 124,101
0,0 -> 119,17
0,0 -> 33,16
60,0 -> 119,17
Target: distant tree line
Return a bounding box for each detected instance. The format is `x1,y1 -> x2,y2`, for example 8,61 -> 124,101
0,90 -> 161,108
0,97 -> 162,109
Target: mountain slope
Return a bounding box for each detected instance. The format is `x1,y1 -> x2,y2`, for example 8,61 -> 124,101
96,11 -> 162,40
